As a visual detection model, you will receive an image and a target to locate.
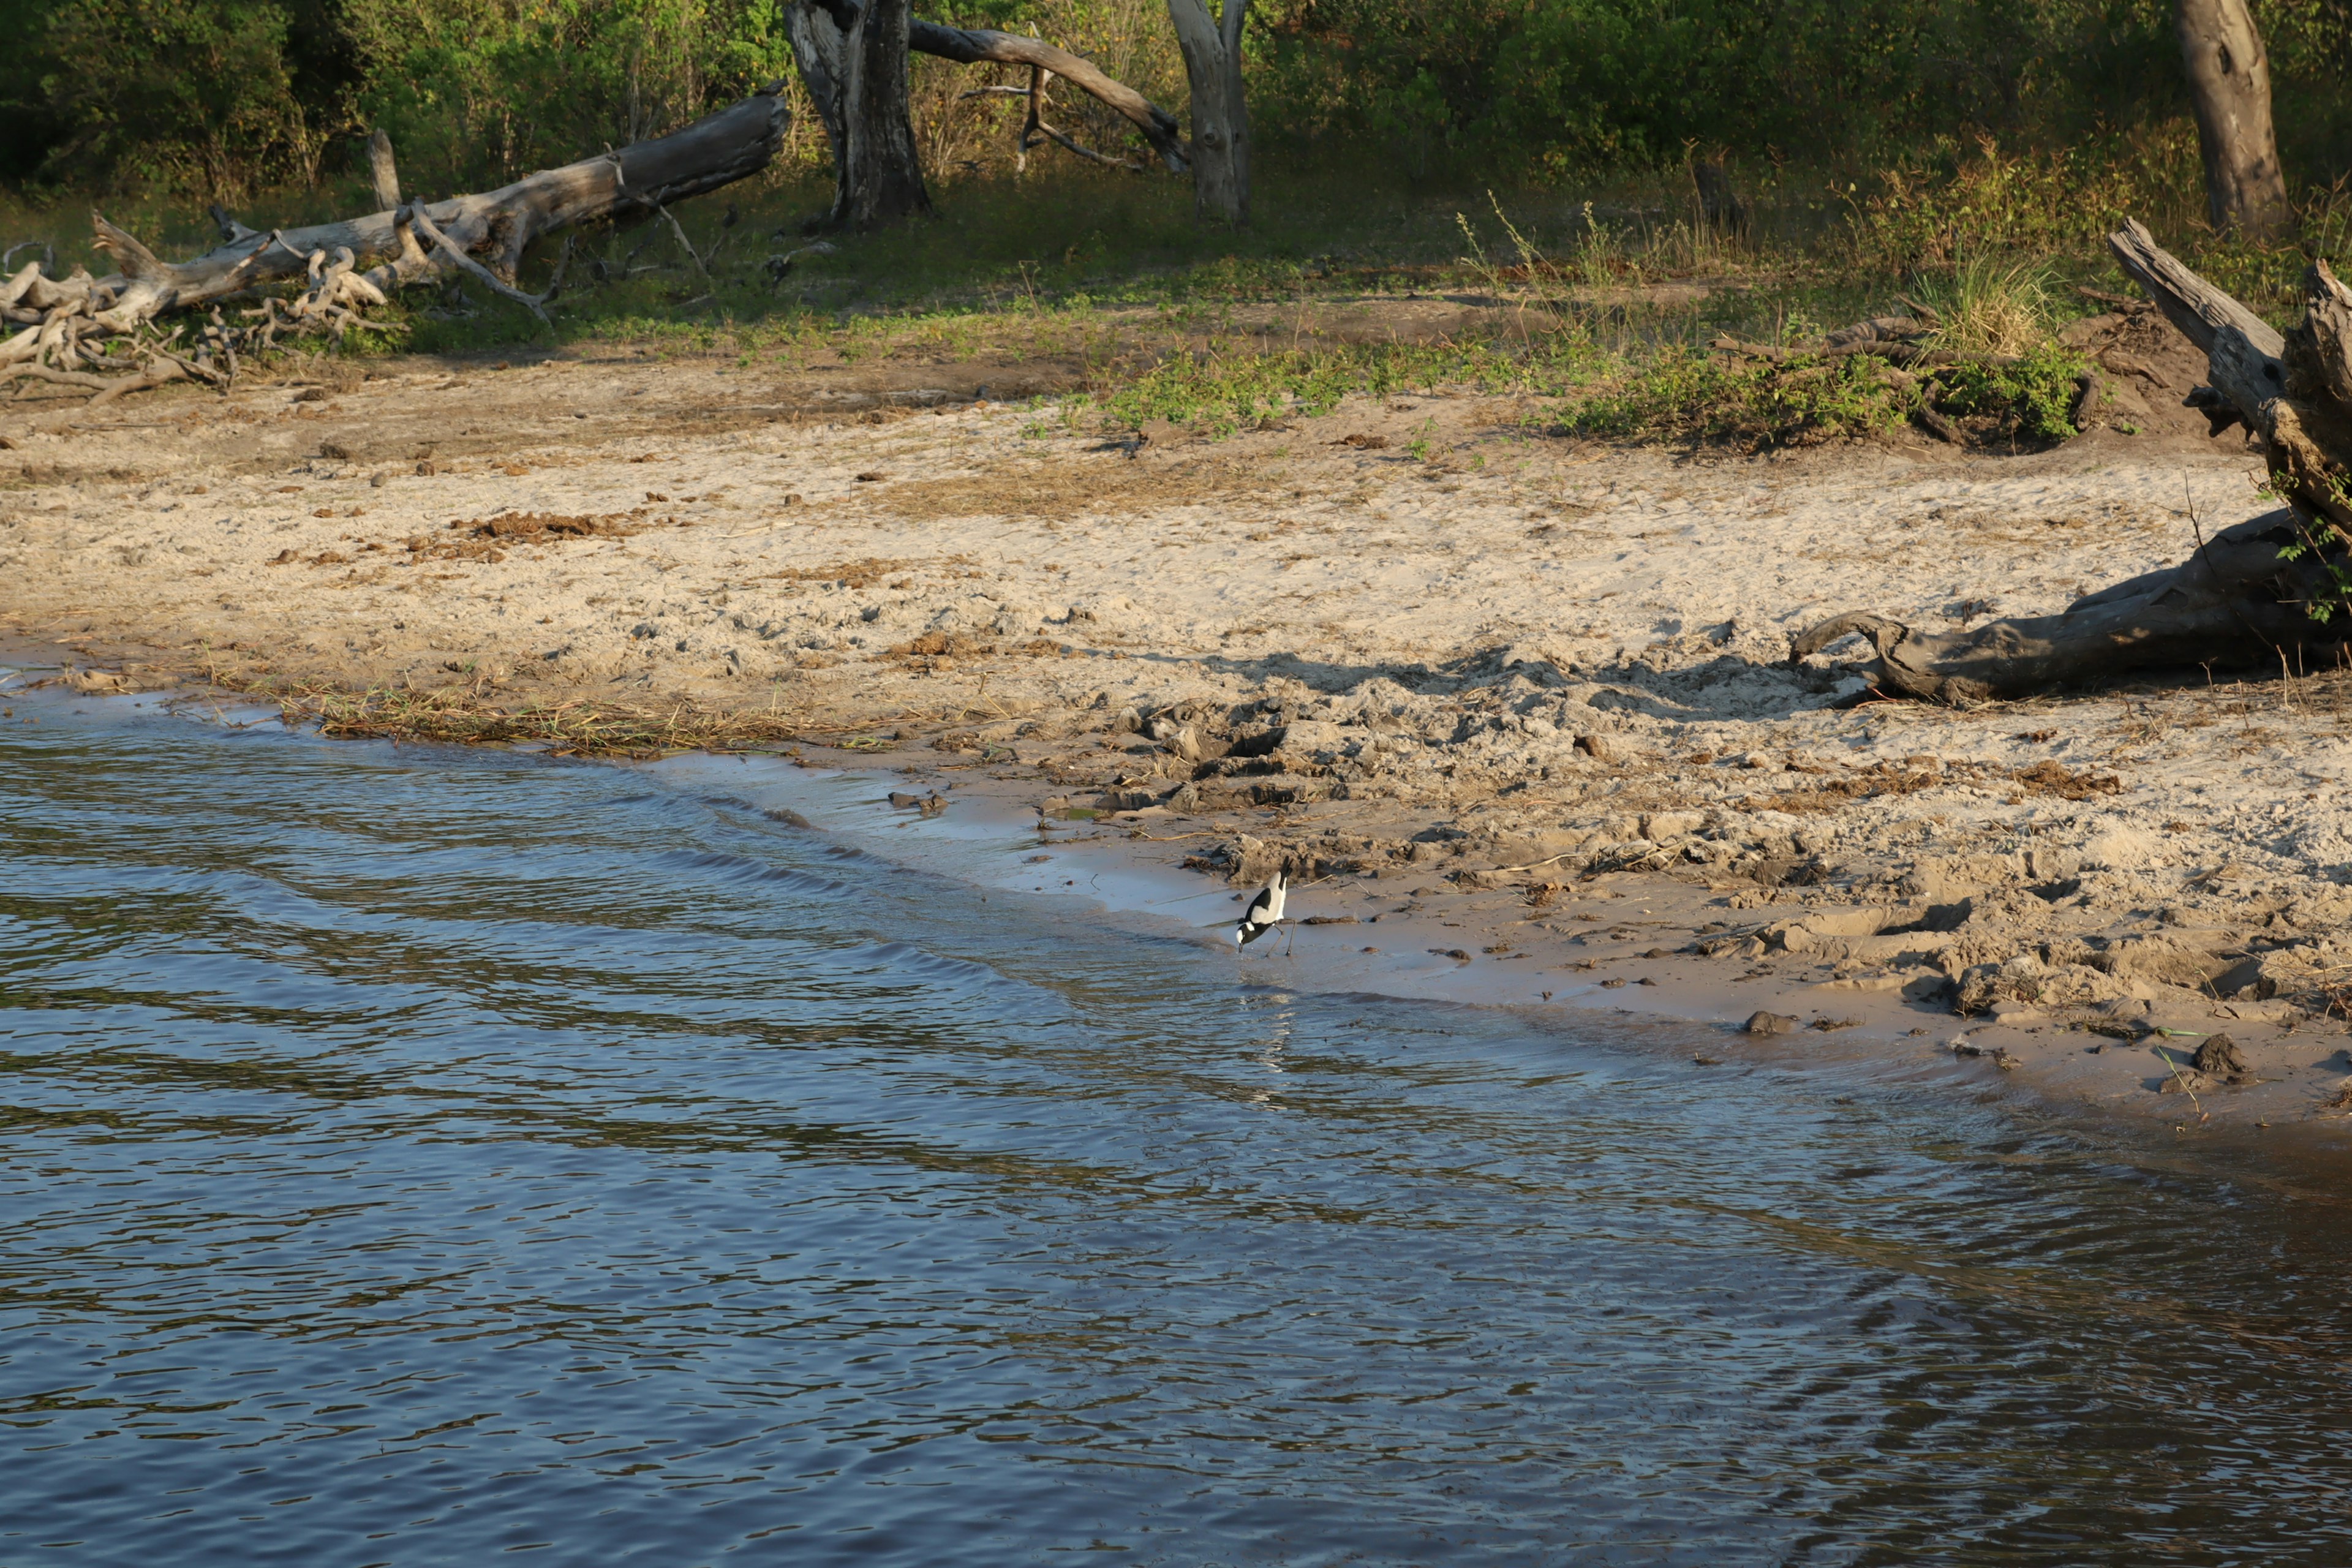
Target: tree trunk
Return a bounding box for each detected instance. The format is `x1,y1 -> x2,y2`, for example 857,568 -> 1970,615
366,129 -> 402,211
791,0 -> 1190,211
2174,0 -> 2293,239
786,1 -> 851,178
913,19 -> 1188,172
829,0 -> 932,230
1165,0 -> 1250,226
1787,220 -> 2352,703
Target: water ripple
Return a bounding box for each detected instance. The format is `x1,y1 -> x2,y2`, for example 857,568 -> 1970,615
5,709 -> 2352,1565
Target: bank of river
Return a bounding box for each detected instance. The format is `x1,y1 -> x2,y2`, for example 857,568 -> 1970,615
9,688 -> 2352,1564
10,353 -> 2352,1127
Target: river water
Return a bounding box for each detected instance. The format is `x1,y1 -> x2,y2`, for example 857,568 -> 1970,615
7,692 -> 2352,1566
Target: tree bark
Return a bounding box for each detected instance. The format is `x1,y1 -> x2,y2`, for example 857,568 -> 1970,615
2174,0 -> 2293,239
913,20 -> 1188,172
1788,221 -> 2352,703
1165,0 -> 1250,225
786,1 -> 851,179
829,0 -> 932,230
366,129 -> 402,211
1789,512 -> 2337,704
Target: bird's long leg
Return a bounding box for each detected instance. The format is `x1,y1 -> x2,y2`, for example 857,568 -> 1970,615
1284,922 -> 1295,958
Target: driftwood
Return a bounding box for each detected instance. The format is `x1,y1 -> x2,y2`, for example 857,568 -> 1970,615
1,87 -> 789,400
1790,220 -> 2352,704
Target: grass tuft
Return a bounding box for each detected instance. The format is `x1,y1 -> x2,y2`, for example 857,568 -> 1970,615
1913,256 -> 2056,358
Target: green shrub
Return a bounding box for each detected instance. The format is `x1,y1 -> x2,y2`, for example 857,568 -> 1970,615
1565,349 -> 1912,447
1935,342 -> 2086,442
34,0 -> 323,198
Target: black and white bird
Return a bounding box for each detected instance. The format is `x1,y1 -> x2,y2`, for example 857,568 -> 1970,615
1234,870 -> 1289,953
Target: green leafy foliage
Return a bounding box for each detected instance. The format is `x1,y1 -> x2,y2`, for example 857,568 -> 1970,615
1934,343 -> 2087,442
31,0 -> 322,198
1564,349 -> 1913,447
342,0 -> 797,197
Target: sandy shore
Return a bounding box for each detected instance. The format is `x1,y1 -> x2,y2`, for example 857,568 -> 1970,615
7,323 -> 2352,1129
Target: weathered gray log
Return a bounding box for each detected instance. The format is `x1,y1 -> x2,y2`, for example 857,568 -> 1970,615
0,87 -> 789,398
2106,216 -> 2285,416
1791,511 -> 2345,704
2289,258 -> 2352,412
1167,0 -> 1250,225
2109,219 -> 2352,531
6,85 -> 787,364
911,18 -> 1188,172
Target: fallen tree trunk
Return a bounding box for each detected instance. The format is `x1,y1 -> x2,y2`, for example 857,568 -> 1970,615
2,86 -> 790,385
911,17 -> 1188,173
1790,221 -> 2352,703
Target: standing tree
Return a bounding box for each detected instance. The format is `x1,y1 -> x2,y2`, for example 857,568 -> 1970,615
1165,0 -> 1250,226
826,0 -> 932,228
787,0 -> 1189,228
2174,0 -> 2293,238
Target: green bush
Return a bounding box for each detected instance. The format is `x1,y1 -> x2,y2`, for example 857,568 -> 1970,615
1935,342 -> 2088,442
31,0 -> 325,198
1565,349 -> 1912,447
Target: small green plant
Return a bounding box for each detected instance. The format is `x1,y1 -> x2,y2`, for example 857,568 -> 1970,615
1934,342 -> 2087,442
2272,473 -> 2352,624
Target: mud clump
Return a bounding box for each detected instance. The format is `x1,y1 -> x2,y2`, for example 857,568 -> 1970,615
407,510 -> 655,563
2193,1033 -> 2252,1085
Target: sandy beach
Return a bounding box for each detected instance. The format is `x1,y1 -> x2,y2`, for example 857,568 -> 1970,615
8,309 -> 2352,1129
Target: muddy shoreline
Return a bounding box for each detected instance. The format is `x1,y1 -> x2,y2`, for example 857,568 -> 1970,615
7,335 -> 2352,1131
